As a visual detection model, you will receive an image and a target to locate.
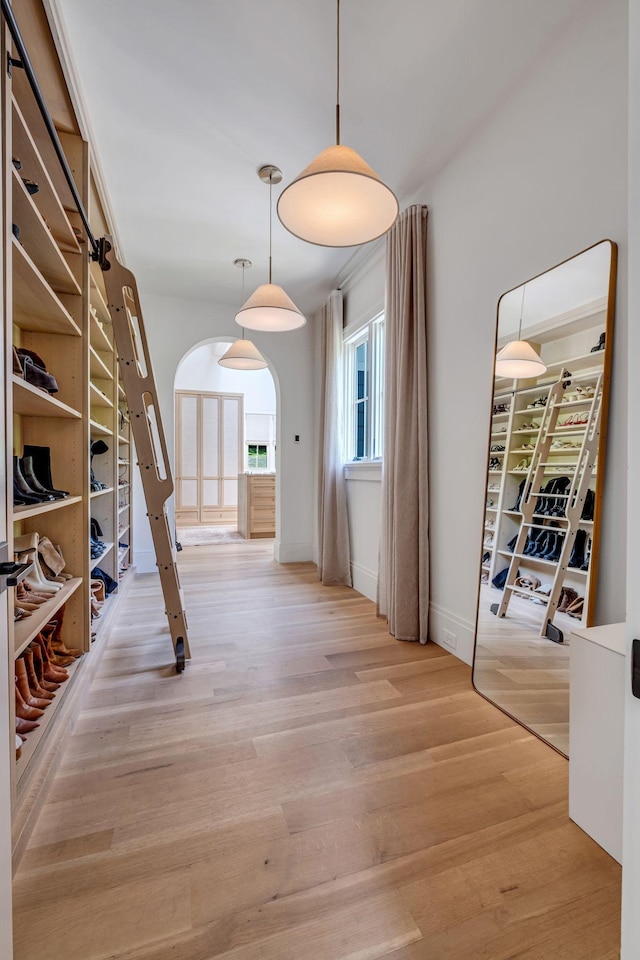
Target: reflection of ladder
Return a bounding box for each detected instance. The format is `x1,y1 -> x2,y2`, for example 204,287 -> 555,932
493,371 -> 602,642
100,238 -> 190,672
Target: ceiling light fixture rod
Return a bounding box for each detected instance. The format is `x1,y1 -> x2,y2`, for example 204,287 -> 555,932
336,0 -> 341,145
234,257 -> 252,338
269,178 -> 273,285
518,284 -> 526,340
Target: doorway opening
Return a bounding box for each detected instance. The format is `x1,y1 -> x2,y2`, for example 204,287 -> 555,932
174,340 -> 277,547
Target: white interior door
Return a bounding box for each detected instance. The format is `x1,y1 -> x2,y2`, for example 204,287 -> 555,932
176,391 -> 243,526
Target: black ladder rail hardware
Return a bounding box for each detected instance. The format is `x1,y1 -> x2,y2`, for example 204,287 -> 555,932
492,371 -> 603,641
0,2 -> 190,671
100,239 -> 190,672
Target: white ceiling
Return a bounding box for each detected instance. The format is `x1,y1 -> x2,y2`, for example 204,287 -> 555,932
54,0 -> 590,317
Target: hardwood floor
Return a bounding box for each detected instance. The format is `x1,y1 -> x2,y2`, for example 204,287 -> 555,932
12,543 -> 621,959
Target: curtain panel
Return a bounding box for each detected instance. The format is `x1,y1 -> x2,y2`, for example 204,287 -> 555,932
378,205 -> 429,641
317,289 -> 352,586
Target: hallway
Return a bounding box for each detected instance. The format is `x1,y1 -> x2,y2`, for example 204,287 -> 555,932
12,544 -> 620,959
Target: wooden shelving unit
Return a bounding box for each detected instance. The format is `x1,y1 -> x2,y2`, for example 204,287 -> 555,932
4,0 -> 134,825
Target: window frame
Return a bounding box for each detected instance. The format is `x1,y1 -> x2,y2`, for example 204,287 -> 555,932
344,312 -> 385,462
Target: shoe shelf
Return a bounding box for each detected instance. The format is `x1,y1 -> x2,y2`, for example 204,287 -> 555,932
90,542 -> 115,572
12,240 -> 81,337
90,487 -> 114,499
118,434 -> 130,445
13,577 -> 83,659
12,170 -> 82,297
11,97 -> 81,255
90,419 -> 113,437
15,656 -> 84,787
13,376 -> 82,419
90,381 -> 113,409
90,309 -> 112,353
90,275 -> 111,327
90,345 -> 113,381
13,495 -> 83,521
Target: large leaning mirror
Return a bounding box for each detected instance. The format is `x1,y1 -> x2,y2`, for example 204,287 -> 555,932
472,240 -> 617,757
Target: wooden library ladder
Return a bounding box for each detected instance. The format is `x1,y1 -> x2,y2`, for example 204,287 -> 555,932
100,238 -> 191,672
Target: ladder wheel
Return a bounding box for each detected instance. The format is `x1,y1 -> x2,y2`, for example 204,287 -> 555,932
175,638 -> 185,673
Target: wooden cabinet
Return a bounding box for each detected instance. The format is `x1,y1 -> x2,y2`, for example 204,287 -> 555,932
237,474 -> 275,539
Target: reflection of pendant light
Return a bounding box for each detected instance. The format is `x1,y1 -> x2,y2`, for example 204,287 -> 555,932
495,283 -> 547,378
235,167 -> 305,332
220,260 -> 268,369
277,0 -> 398,247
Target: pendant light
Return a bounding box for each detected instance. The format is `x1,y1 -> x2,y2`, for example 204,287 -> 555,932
235,166 -> 306,332
277,0 -> 398,248
495,284 -> 547,379
220,260 -> 269,369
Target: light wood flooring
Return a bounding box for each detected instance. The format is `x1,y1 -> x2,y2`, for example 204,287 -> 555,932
475,583 -> 573,756
13,542 -> 620,960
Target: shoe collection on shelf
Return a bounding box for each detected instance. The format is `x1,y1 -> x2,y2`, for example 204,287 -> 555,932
481,328 -> 607,637
4,8 -> 133,812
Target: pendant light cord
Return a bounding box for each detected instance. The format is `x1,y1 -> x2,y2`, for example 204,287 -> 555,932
336,0 -> 341,145
518,284 -> 526,340
241,262 -> 246,338
268,178 -> 273,284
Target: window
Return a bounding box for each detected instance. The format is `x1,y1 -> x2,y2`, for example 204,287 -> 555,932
344,313 -> 384,460
247,443 -> 268,469
245,413 -> 276,471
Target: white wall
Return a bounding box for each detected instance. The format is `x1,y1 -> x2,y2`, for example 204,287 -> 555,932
622,0 -> 640,951
132,294 -> 315,571
342,0 -> 628,664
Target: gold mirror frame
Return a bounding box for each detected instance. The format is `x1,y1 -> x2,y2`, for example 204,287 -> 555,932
472,240 -> 617,757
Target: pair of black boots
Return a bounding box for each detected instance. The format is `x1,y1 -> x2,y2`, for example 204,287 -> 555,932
14,445 -> 68,506
518,526 -> 589,568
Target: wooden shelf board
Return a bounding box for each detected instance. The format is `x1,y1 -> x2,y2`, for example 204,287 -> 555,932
11,97 -> 80,254
90,542 -> 114,571
90,311 -> 112,352
118,383 -> 125,398
12,239 -> 81,336
89,346 -> 113,381
90,382 -> 113,409
118,525 -> 130,539
13,495 -> 82,521
14,577 -> 83,658
90,487 -> 114,499
13,376 -> 81,419
15,656 -> 84,784
12,169 -> 81,297
89,419 -> 113,437
118,504 -> 130,515
118,435 -> 130,445
90,276 -> 112,326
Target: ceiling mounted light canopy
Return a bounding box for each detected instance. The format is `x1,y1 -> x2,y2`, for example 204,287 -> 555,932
495,283 -> 547,379
220,260 -> 268,370
235,167 -> 306,332
277,0 -> 398,247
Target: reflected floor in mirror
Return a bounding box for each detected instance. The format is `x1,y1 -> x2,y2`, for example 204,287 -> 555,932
475,583 -> 576,757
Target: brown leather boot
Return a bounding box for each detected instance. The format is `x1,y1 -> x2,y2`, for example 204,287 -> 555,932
16,716 -> 39,734
17,582 -> 46,605
41,624 -> 74,667
15,682 -> 44,721
49,607 -> 83,658
15,658 -> 50,709
29,643 -> 60,691
557,586 -> 578,613
32,634 -> 68,681
23,649 -> 55,700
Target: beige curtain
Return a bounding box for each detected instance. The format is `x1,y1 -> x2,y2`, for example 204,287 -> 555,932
317,290 -> 352,586
378,205 -> 429,641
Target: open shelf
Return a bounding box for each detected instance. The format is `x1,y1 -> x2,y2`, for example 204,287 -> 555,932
12,170 -> 82,297
89,419 -> 113,437
11,96 -> 81,254
15,656 -> 84,785
90,382 -> 113,409
13,495 -> 82,521
13,376 -> 81,419
90,310 -> 112,352
12,239 -> 81,336
90,276 -> 112,326
90,487 -> 115,499
90,346 -> 113,381
14,577 -> 83,658
118,435 -> 130,445
90,542 -> 114,571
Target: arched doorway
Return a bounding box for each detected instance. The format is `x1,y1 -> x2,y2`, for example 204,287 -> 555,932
173,338 -> 278,546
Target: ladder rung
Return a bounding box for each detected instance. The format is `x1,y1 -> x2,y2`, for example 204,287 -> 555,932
505,584 -> 551,602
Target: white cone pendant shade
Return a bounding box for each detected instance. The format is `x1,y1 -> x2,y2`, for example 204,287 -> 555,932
495,340 -> 547,379
235,282 -> 306,332
277,145 -> 399,247
218,339 -> 268,370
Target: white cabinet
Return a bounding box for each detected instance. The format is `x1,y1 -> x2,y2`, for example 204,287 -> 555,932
569,622 -> 625,863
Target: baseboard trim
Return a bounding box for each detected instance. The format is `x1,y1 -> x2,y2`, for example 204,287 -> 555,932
351,561 -> 378,602
274,541 -> 314,563
429,600 -> 476,666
